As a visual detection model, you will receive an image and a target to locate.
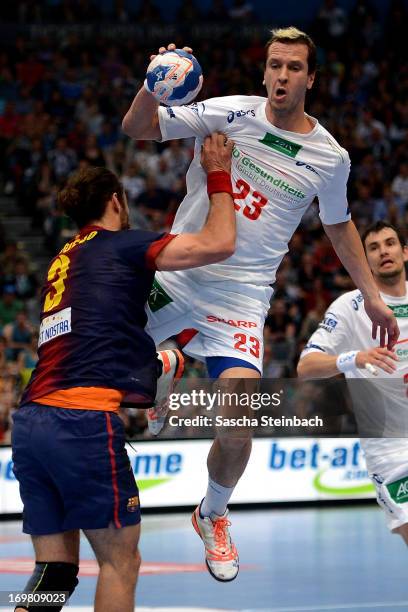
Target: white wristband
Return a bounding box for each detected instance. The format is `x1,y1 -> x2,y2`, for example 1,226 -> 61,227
336,351 -> 358,373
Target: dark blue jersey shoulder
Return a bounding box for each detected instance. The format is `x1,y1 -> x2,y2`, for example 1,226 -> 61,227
22,226 -> 173,405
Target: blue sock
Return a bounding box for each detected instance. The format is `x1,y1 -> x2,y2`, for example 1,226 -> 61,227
200,477 -> 235,517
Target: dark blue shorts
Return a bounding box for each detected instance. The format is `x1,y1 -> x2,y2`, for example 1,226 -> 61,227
12,403 -> 141,535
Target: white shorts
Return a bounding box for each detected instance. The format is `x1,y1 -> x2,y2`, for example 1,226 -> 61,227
146,270 -> 273,374
363,439 -> 408,531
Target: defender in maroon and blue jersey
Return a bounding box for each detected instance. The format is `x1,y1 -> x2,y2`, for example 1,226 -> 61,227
12,135 -> 236,612
21,224 -> 175,413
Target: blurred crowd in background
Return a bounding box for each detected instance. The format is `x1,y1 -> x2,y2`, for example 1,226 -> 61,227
0,0 -> 407,441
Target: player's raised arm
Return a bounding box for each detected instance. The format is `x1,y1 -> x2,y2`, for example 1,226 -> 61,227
323,220 -> 399,349
122,43 -> 193,140
155,133 -> 236,270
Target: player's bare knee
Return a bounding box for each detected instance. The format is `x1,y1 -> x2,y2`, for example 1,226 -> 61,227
107,546 -> 141,578
100,554 -> 140,588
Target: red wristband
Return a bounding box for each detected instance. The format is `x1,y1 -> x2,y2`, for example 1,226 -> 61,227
207,171 -> 233,197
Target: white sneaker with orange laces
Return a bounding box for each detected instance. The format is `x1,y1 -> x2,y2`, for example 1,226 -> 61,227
147,349 -> 185,436
192,503 -> 239,582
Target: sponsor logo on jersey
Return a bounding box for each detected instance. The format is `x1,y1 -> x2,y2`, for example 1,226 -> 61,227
227,109 -> 255,123
295,160 -> 319,175
206,315 -> 257,328
39,307 -> 71,347
396,347 -> 408,361
352,293 -> 364,310
259,133 -> 302,158
318,314 -> 338,333
387,475 -> 408,504
187,102 -> 205,117
148,278 -> 173,312
232,147 -> 306,200
166,107 -> 176,119
388,304 -> 408,318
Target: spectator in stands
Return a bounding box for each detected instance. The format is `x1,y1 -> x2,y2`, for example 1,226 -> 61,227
313,234 -> 342,285
392,162 -> 408,210
134,176 -> 175,221
265,299 -> 296,363
121,162 -> 145,206
82,134 -> 106,167
9,259 -> 38,302
228,0 -> 254,21
2,310 -> 34,361
98,121 -> 119,154
17,331 -> 39,389
155,158 -> 179,192
351,181 -> 378,228
0,241 -> 28,276
160,140 -> 192,179
316,0 -> 347,49
0,287 -> 24,326
0,335 -> 7,373
47,137 -> 77,183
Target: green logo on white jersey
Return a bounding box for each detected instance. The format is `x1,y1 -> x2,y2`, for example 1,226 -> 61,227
259,133 -> 302,158
387,476 -> 408,504
148,278 -> 173,312
388,304 -> 408,318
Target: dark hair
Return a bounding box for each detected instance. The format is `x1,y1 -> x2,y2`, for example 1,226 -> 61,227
361,221 -> 406,251
265,26 -> 317,74
58,167 -> 125,229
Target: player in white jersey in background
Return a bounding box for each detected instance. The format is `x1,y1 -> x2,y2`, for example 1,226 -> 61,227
122,28 -> 398,581
298,221 -> 408,541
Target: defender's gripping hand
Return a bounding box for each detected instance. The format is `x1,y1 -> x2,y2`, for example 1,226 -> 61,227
201,133 -> 234,175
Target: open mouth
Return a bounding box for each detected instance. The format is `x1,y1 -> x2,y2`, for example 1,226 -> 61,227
275,87 -> 287,99
380,259 -> 394,267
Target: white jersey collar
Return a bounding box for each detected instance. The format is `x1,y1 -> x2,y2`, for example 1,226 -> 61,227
261,101 -> 320,139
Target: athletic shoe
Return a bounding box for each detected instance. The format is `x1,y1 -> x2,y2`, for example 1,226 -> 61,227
191,503 -> 239,582
147,349 -> 185,436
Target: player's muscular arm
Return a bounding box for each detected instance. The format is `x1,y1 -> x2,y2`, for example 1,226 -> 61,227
122,43 -> 192,140
297,353 -> 341,379
155,133 -> 236,270
298,348 -> 398,379
122,87 -> 161,140
323,220 -> 399,349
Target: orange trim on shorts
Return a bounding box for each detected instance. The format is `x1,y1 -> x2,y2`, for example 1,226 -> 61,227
34,387 -> 124,412
105,413 -> 121,528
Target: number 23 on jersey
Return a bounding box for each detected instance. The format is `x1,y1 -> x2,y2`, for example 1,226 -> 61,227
233,179 -> 268,221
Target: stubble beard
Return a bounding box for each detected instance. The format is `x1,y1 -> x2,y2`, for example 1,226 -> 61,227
375,263 -> 404,285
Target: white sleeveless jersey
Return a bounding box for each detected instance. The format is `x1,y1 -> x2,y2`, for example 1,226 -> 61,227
158,95 -> 351,286
300,283 -> 408,461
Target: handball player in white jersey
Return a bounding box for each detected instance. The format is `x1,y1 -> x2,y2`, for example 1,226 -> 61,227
122,28 -> 398,580
298,221 -> 408,541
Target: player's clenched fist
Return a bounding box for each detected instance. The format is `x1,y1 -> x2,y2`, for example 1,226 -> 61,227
201,133 -> 234,175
